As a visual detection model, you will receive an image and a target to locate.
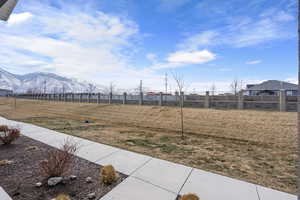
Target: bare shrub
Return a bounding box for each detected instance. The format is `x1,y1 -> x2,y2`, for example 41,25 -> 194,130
40,139 -> 78,178
0,125 -> 20,145
100,165 -> 119,184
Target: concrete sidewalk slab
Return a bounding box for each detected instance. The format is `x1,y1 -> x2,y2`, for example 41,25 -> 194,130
256,185 -> 297,200
96,150 -> 152,175
180,168 -> 259,200
76,142 -> 120,163
100,176 -> 177,200
0,187 -> 12,200
132,158 -> 192,194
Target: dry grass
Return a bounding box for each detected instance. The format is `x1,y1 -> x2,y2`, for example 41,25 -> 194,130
0,98 -> 297,194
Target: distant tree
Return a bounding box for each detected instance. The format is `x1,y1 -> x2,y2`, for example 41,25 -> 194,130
102,82 -> 116,95
211,83 -> 216,96
87,83 -> 97,93
230,78 -> 243,95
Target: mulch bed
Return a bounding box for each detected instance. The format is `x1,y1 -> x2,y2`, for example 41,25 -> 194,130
0,135 -> 127,200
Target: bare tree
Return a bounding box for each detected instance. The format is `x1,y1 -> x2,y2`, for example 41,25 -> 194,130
172,71 -> 185,139
109,82 -> 115,94
102,82 -> 116,94
230,78 -> 243,95
87,83 -> 97,93
211,83 -> 216,96
62,84 -> 66,94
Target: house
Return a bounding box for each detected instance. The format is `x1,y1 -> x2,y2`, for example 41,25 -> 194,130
0,88 -> 13,96
244,80 -> 298,96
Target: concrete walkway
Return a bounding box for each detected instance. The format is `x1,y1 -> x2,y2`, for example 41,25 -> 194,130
0,117 -> 297,200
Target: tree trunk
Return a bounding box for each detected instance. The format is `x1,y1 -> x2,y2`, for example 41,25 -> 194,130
180,94 -> 184,139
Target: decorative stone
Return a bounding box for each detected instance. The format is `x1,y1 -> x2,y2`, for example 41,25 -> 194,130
35,182 -> 42,187
86,177 -> 92,183
0,160 -> 13,166
70,175 -> 77,180
87,192 -> 96,199
48,177 -> 63,186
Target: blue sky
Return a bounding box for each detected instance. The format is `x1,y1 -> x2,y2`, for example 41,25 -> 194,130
0,0 -> 298,92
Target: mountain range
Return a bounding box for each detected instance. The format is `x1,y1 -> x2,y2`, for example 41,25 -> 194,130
0,67 -> 103,93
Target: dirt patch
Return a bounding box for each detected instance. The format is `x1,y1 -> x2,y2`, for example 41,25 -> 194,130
0,98 -> 297,194
0,135 -> 127,200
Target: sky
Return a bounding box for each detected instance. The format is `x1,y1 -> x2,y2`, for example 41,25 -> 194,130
0,0 -> 298,92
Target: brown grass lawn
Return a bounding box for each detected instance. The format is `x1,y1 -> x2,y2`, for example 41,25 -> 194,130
0,98 -> 297,194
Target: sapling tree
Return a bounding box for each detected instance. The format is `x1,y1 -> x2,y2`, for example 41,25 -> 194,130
172,71 -> 185,139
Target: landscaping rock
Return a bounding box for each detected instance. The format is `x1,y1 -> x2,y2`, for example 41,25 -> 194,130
35,182 -> 42,187
0,159 -> 13,165
25,146 -> 39,151
48,177 -> 63,186
87,192 -> 96,199
85,177 -> 92,183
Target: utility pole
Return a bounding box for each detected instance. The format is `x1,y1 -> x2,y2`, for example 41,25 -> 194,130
165,73 -> 168,94
139,80 -> 143,93
62,84 -> 65,94
43,80 -> 47,94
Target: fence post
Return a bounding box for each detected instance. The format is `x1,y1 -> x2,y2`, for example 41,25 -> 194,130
204,91 -> 210,108
109,92 -> 112,104
175,91 -> 179,106
88,93 -> 91,103
279,90 -> 286,112
180,92 -> 184,107
123,92 -> 127,104
139,92 -> 143,105
238,90 -> 244,109
159,92 -> 163,106
97,93 -> 101,104
71,93 -> 74,102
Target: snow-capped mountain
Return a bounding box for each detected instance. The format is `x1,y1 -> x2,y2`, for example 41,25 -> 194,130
0,67 -> 103,93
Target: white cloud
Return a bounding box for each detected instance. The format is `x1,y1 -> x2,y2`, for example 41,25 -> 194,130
146,53 -> 157,62
0,4 -> 167,90
275,11 -> 295,22
167,50 -> 216,64
178,31 -> 219,51
246,60 -> 262,65
151,50 -> 216,70
178,11 -> 295,49
7,12 -> 33,26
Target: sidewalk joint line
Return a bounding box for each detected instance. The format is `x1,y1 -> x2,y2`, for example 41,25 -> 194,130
94,149 -> 121,163
255,185 -> 261,200
132,176 -> 178,195
178,168 -> 194,195
129,157 -> 153,176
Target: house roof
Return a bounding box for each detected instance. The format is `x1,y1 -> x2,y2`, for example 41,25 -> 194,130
246,80 -> 298,91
